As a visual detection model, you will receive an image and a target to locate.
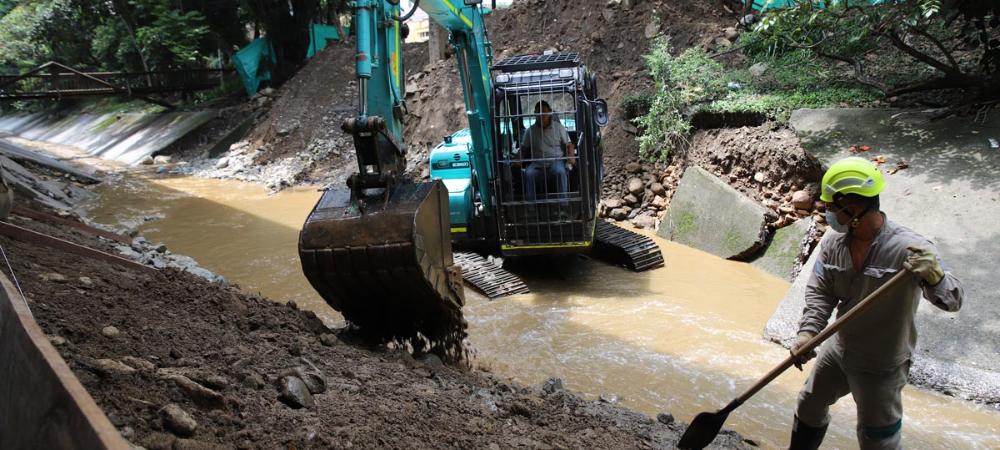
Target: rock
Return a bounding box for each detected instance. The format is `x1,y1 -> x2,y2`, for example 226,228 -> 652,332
602,198 -> 623,209
625,162 -> 643,173
161,403 -> 197,437
140,156 -> 155,165
77,276 -> 93,286
278,376 -> 314,408
155,244 -> 167,254
120,356 -> 156,371
92,358 -> 136,374
778,204 -> 795,215
281,366 -> 327,395
724,27 -> 739,41
791,190 -> 813,210
420,167 -> 430,179
102,326 -> 121,338
633,214 -> 657,229
39,272 -> 67,283
623,194 -> 639,205
599,393 -> 619,403
47,335 -> 66,346
609,208 -> 629,220
541,377 -> 564,394
749,62 -> 768,77
153,155 -> 172,165
651,195 -> 668,209
418,353 -> 444,367
753,218 -> 813,280
602,8 -> 614,21
644,21 -> 660,39
795,209 -> 811,217
714,37 -> 732,48
627,177 -> 644,195
142,432 -> 177,450
753,172 -> 766,183
215,157 -> 229,169
657,167 -> 771,260
319,333 -> 339,346
656,412 -> 675,424
260,87 -> 276,97
242,372 -> 265,389
158,370 -> 225,408
650,182 -> 666,196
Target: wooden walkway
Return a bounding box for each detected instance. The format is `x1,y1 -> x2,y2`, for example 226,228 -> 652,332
0,61 -> 234,108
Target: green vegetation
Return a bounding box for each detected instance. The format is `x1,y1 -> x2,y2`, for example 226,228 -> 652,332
636,37 -> 878,161
0,0 -> 348,89
636,0 -> 999,161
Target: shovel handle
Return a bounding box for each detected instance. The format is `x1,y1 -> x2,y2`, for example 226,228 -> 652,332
735,270 -> 911,405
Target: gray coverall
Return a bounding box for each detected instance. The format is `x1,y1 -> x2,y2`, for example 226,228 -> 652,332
797,216 -> 963,449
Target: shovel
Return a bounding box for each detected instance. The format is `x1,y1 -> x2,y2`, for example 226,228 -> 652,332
677,270 -> 910,449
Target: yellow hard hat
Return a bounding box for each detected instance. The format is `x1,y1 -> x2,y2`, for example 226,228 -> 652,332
820,157 -> 885,203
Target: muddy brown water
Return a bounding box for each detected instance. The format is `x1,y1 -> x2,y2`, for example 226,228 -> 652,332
87,175 -> 1000,449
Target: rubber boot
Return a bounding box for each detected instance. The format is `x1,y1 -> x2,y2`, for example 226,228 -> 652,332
789,416 -> 828,450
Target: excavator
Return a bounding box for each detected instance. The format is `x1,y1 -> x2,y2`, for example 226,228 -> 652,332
298,0 -> 662,351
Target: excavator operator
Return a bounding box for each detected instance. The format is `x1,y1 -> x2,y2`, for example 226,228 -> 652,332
519,100 -> 575,204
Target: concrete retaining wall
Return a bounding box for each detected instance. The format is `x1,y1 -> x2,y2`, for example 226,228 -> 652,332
0,110 -> 213,165
0,272 -> 127,450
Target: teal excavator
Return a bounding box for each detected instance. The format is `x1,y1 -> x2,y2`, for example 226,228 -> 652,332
298,0 -> 662,349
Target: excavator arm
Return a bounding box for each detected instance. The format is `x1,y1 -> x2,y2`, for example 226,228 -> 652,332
298,0 -> 497,356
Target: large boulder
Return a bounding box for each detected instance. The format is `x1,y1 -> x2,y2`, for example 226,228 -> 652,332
657,166 -> 770,260
751,218 -> 815,280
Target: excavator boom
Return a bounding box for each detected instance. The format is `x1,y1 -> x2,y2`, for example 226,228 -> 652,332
298,0 -> 493,354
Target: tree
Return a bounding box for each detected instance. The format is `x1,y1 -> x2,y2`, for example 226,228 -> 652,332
744,0 -> 1000,112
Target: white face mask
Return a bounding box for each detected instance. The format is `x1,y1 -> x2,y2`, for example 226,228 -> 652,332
826,210 -> 849,233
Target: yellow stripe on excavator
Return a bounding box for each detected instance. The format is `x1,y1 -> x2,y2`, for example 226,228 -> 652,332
501,242 -> 592,251
440,0 -> 474,28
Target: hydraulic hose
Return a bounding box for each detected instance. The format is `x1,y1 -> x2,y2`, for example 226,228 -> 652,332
391,0 -> 420,21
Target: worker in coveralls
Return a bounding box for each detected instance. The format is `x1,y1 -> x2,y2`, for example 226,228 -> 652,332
788,157 -> 963,449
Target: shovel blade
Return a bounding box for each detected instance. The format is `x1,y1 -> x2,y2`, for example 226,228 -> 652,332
677,410 -> 730,449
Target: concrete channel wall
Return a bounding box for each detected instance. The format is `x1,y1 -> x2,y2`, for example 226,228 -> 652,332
0,110 -> 213,166
0,273 -> 127,450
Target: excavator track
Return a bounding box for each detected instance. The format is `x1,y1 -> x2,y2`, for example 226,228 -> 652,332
454,251 -> 530,299
592,220 -> 664,271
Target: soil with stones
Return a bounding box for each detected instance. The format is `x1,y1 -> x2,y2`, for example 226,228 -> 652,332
598,123 -> 826,237
1,202 -> 753,449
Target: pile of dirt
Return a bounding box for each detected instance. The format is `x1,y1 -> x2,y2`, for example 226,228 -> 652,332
168,41 -> 428,191
0,205 -> 752,449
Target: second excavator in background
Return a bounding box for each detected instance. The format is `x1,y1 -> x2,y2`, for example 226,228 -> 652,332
298,0 -> 663,353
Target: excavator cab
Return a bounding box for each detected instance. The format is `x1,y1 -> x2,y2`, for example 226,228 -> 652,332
491,53 -> 605,256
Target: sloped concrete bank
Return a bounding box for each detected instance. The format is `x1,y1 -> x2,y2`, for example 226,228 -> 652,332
0,110 -> 214,166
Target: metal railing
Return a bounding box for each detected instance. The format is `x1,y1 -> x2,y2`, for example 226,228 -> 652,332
0,61 -> 234,107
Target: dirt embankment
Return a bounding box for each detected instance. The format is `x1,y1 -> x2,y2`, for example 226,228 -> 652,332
1,198 -> 752,449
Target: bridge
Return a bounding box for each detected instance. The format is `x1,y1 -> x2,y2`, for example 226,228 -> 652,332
0,61 -> 235,108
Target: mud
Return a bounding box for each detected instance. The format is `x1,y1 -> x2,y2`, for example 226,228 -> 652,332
0,205 -> 752,449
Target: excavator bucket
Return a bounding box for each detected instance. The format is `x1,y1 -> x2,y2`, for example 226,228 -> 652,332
298,181 -> 466,353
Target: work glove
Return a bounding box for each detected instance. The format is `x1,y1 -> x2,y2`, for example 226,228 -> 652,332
790,331 -> 817,371
903,246 -> 944,286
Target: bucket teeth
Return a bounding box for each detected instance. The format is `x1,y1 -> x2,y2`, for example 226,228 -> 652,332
592,221 -> 664,271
